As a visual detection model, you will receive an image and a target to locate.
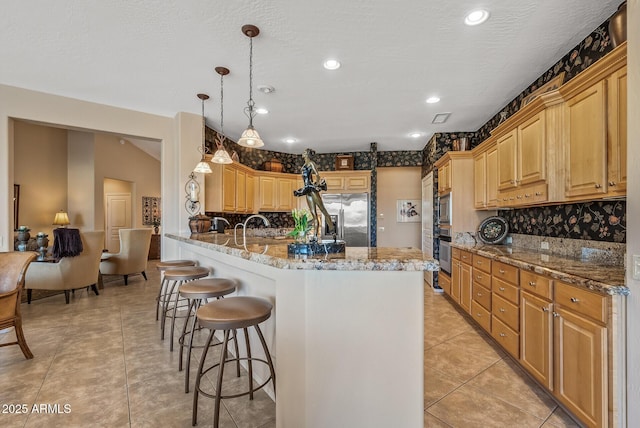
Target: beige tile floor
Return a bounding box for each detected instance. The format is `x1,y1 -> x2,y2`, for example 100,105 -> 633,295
1,262 -> 581,427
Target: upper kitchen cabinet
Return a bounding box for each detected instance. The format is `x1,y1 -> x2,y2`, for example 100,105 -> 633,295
322,170 -> 371,193
560,42 -> 627,200
257,172 -> 298,212
437,160 -> 451,195
474,138 -> 498,209
205,162 -> 256,214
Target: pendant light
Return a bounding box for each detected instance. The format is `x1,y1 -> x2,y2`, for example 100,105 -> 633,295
211,67 -> 234,164
237,24 -> 264,148
193,93 -> 213,173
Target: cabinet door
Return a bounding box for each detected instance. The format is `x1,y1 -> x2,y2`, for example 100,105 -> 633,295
451,259 -> 461,303
520,292 -> 553,390
486,146 -> 498,207
346,175 -> 369,191
277,178 -> 294,212
246,174 -> 256,214
460,263 -> 472,313
325,175 -> 345,191
236,169 -> 247,213
607,67 -> 627,196
439,272 -> 451,296
565,80 -> 607,198
473,152 -> 486,209
518,112 -> 546,185
554,307 -> 607,428
497,129 -> 518,191
438,161 -> 451,194
222,165 -> 237,212
258,176 -> 277,211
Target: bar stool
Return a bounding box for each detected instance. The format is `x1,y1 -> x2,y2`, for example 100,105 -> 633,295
176,278 -> 237,393
192,296 -> 276,428
156,260 -> 197,321
160,266 -> 209,350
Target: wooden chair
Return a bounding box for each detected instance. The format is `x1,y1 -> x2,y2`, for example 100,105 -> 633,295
0,252 -> 36,359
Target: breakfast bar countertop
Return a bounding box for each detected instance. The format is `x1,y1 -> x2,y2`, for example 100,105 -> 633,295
166,232 -> 439,272
451,242 -> 628,296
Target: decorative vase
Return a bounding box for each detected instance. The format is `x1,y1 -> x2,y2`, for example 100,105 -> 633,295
17,231 -> 30,242
189,214 -> 212,234
36,235 -> 49,260
154,225 -> 160,235
609,2 -> 627,48
294,231 -> 307,243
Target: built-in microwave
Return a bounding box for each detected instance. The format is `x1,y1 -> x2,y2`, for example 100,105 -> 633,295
438,193 -> 451,225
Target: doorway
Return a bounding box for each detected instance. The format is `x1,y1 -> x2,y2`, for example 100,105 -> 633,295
105,179 -> 133,252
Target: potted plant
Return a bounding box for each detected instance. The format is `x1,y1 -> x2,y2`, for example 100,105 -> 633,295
287,209 -> 312,242
151,218 -> 161,235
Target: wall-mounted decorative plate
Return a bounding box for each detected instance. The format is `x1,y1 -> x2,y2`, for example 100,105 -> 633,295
477,216 -> 509,245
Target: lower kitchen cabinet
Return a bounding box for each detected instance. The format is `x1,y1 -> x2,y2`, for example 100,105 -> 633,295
439,271 -> 451,296
460,261 -> 472,313
520,290 -> 553,389
451,258 -> 461,303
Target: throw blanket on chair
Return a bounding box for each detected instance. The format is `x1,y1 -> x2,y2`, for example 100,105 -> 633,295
53,228 -> 83,258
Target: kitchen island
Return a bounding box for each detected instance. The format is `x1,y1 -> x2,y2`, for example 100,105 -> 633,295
166,232 -> 438,428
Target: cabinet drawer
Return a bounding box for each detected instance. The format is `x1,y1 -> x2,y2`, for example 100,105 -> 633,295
452,247 -> 461,260
324,176 -> 345,190
491,316 -> 519,359
471,300 -> 491,332
473,283 -> 492,311
460,251 -> 472,265
521,271 -> 553,300
439,272 -> 451,296
555,281 -> 607,324
492,293 -> 519,332
492,278 -> 519,305
346,176 -> 369,191
473,269 -> 491,288
492,261 -> 519,285
472,254 -> 492,273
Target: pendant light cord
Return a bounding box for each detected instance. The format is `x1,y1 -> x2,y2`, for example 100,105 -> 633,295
218,73 -> 225,149
247,35 -> 255,126
201,97 -> 206,154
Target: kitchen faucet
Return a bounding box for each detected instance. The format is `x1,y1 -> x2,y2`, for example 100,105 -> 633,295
234,214 -> 270,245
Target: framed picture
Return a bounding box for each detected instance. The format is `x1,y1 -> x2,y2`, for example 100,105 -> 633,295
520,72 -> 565,108
335,155 -> 354,170
13,184 -> 19,231
397,199 -> 421,223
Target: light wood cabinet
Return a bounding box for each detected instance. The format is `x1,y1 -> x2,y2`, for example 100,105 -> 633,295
439,271 -> 451,296
437,160 -> 451,195
473,142 -> 498,210
497,129 -> 518,191
460,258 -> 472,314
473,151 -> 486,209
246,174 -> 256,213
451,257 -> 461,303
521,290 -> 553,389
258,176 -> 277,211
276,177 -> 295,211
607,66 -> 627,196
257,174 -> 298,212
322,170 -> 370,193
205,163 -> 255,214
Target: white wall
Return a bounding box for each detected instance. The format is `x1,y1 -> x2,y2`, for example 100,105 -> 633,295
376,167 -> 422,248
68,130 -> 96,230
626,1 -> 639,426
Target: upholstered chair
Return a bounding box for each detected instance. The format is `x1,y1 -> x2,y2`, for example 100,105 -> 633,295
0,251 -> 36,358
100,228 -> 152,285
25,231 -> 105,304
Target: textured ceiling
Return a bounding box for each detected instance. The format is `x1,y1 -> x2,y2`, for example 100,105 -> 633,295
0,0 -> 622,154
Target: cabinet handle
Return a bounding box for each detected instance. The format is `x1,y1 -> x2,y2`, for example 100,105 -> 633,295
499,308 -> 505,313
570,297 -> 580,303
499,333 -> 506,337
595,183 -> 601,189
499,269 -> 505,274
609,181 -> 616,186
476,260 -> 482,265
535,192 -> 542,196
517,195 -> 523,199
477,292 -> 483,297
511,180 -> 516,185
525,194 -> 531,198
528,281 -> 536,286
476,313 -> 482,317
553,312 -> 559,318
499,287 -> 505,291
476,275 -> 482,280
502,198 -> 508,201
542,307 -> 549,312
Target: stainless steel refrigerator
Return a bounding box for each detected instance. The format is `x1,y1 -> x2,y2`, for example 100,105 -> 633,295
320,193 -> 370,247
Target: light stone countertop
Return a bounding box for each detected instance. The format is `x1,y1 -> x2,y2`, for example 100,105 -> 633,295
451,243 -> 628,296
167,233 -> 439,272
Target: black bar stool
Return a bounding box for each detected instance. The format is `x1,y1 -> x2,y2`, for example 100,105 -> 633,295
156,260 -> 197,321
177,278 -> 237,393
192,296 -> 276,428
160,266 -> 209,350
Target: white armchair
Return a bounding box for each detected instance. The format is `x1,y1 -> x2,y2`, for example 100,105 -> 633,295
25,231 -> 105,304
100,228 -> 152,285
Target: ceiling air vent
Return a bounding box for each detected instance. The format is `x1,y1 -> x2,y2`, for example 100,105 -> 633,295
432,113 -> 451,124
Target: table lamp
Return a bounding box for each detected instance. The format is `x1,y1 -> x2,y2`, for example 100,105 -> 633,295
53,211 -> 70,228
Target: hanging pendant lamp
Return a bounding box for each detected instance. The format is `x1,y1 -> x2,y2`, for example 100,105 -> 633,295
211,67 -> 234,164
193,93 -> 213,173
237,24 -> 264,148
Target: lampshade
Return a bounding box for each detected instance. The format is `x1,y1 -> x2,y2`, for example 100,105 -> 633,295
238,126 -> 264,148
194,158 -> 213,173
211,147 -> 233,164
53,211 -> 70,227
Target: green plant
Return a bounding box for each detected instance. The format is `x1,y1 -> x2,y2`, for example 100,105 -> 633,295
287,209 -> 312,238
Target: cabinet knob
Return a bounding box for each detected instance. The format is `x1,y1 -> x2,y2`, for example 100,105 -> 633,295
502,198 -> 508,201
499,308 -> 505,313
511,180 -> 516,185
609,181 -> 616,186
476,313 -> 482,317
553,312 -> 559,318
476,275 -> 482,280
499,287 -> 505,291
528,281 -> 536,286
542,307 -> 549,312
535,192 -> 542,196
499,333 -> 506,337
517,195 -> 523,199
499,269 -> 505,274
477,292 -> 483,297
525,194 -> 531,198
595,183 -> 602,189
570,297 -> 580,303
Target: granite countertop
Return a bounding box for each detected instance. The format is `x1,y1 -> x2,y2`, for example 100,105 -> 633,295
451,243 -> 628,296
166,233 -> 439,272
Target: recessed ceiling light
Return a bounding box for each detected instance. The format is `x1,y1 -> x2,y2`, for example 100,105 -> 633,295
426,96 -> 440,104
432,113 -> 451,124
464,9 -> 490,26
285,138 -> 297,144
409,132 -> 422,138
258,85 -> 275,94
256,107 -> 269,114
323,59 -> 341,70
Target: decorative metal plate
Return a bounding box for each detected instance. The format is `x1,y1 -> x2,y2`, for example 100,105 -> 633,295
477,216 -> 509,245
